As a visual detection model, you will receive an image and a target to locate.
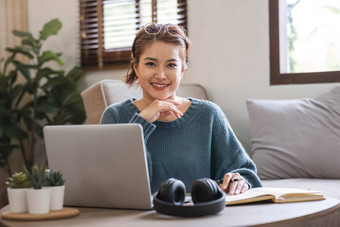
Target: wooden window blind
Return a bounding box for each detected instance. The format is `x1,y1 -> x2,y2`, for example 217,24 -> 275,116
80,0 -> 187,70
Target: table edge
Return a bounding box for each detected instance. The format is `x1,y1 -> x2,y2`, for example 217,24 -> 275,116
252,197 -> 340,227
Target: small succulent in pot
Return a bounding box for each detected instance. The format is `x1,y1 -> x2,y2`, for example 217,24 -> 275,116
6,172 -> 31,213
6,172 -> 31,189
44,170 -> 65,186
44,170 -> 66,210
24,164 -> 51,214
25,164 -> 47,189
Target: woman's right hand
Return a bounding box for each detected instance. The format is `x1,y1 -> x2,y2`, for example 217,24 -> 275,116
139,99 -> 183,123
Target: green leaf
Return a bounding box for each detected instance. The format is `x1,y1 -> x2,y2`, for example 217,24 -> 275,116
6,47 -> 34,59
21,108 -> 33,131
39,19 -> 62,41
0,143 -> 18,151
42,76 -> 68,90
21,39 -> 35,47
12,61 -> 32,83
31,47 -> 41,55
35,104 -> 60,113
10,84 -> 24,101
12,30 -> 35,40
3,125 -> 28,140
37,67 -> 64,80
4,53 -> 16,72
0,143 -> 17,159
39,51 -> 64,66
325,5 -> 340,14
12,60 -> 38,69
63,92 -> 82,106
0,73 -> 8,89
8,70 -> 17,86
66,66 -> 85,82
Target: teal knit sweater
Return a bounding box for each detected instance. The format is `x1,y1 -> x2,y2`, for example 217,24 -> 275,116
101,98 -> 262,193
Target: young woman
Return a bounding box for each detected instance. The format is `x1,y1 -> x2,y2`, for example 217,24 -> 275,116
101,23 -> 262,195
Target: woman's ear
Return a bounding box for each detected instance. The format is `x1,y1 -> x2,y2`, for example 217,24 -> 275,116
133,63 -> 139,77
180,62 -> 187,76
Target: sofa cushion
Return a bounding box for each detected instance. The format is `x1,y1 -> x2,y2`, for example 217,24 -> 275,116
247,86 -> 340,179
262,178 -> 340,199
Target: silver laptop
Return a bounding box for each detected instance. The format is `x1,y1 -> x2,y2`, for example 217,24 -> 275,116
44,124 -> 152,210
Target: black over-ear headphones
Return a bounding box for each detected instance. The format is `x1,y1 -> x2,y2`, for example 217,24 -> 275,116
153,178 -> 225,217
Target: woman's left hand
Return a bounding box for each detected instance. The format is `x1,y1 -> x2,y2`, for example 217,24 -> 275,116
219,172 -> 249,195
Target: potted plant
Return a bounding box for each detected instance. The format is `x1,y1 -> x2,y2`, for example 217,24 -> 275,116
25,164 -> 50,214
0,17 -> 86,210
44,170 -> 65,210
0,17 -> 86,178
6,172 -> 31,213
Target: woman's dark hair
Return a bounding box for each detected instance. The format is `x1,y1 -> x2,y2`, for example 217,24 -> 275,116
124,23 -> 191,85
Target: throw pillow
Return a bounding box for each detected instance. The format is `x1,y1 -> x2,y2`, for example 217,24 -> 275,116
247,86 -> 340,179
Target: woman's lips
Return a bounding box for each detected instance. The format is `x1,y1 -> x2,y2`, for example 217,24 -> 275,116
151,83 -> 170,90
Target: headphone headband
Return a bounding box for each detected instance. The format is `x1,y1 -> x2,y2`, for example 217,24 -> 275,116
153,179 -> 225,217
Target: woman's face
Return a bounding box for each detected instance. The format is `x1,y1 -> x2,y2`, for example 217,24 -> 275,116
134,41 -> 185,101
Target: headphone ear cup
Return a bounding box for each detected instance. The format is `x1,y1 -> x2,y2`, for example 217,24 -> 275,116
157,178 -> 186,206
191,178 -> 220,203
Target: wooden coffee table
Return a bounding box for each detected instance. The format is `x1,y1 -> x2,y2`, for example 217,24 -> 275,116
1,197 -> 339,227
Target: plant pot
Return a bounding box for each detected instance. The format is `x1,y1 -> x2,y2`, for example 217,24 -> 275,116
26,188 -> 51,214
46,185 -> 65,210
7,188 -> 28,213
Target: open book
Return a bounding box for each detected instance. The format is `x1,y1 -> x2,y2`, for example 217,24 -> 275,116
225,187 -> 324,205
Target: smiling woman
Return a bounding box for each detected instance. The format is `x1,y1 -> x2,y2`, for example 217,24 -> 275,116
100,23 -> 262,196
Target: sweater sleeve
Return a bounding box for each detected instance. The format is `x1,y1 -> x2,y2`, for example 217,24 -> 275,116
101,106 -> 156,186
210,104 -> 262,189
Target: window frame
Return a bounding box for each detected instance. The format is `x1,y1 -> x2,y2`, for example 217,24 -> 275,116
269,0 -> 340,85
80,0 -> 187,71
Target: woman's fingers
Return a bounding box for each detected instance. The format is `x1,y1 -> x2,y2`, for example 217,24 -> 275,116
164,99 -> 181,106
167,103 -> 183,118
157,101 -> 182,119
219,172 -> 249,195
139,99 -> 183,122
221,173 -> 232,191
233,180 -> 245,195
240,183 -> 249,194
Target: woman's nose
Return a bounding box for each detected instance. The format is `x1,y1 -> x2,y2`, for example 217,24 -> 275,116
154,68 -> 166,79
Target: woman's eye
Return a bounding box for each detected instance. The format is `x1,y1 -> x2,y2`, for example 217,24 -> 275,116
168,63 -> 177,68
145,62 -> 155,66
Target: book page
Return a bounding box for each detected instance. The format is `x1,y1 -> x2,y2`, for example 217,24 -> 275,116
225,187 -> 323,205
248,187 -> 322,198
225,190 -> 274,204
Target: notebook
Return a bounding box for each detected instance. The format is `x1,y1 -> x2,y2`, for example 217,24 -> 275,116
44,124 -> 153,210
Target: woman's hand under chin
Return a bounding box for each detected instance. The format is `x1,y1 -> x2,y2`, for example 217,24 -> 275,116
138,99 -> 183,123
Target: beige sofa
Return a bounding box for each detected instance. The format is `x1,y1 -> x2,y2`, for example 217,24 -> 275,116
81,80 -> 340,226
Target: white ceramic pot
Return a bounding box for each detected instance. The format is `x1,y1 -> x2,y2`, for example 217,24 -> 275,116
7,188 -> 28,213
48,185 -> 65,210
26,188 -> 51,214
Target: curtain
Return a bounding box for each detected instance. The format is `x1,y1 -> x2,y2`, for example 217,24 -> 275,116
0,0 -> 28,62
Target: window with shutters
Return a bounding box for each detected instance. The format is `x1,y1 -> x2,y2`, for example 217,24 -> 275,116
80,0 -> 187,70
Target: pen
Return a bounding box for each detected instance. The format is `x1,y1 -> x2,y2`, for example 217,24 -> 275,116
216,178 -> 239,184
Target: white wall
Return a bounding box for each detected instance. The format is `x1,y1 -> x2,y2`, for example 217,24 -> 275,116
27,0 -> 339,152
